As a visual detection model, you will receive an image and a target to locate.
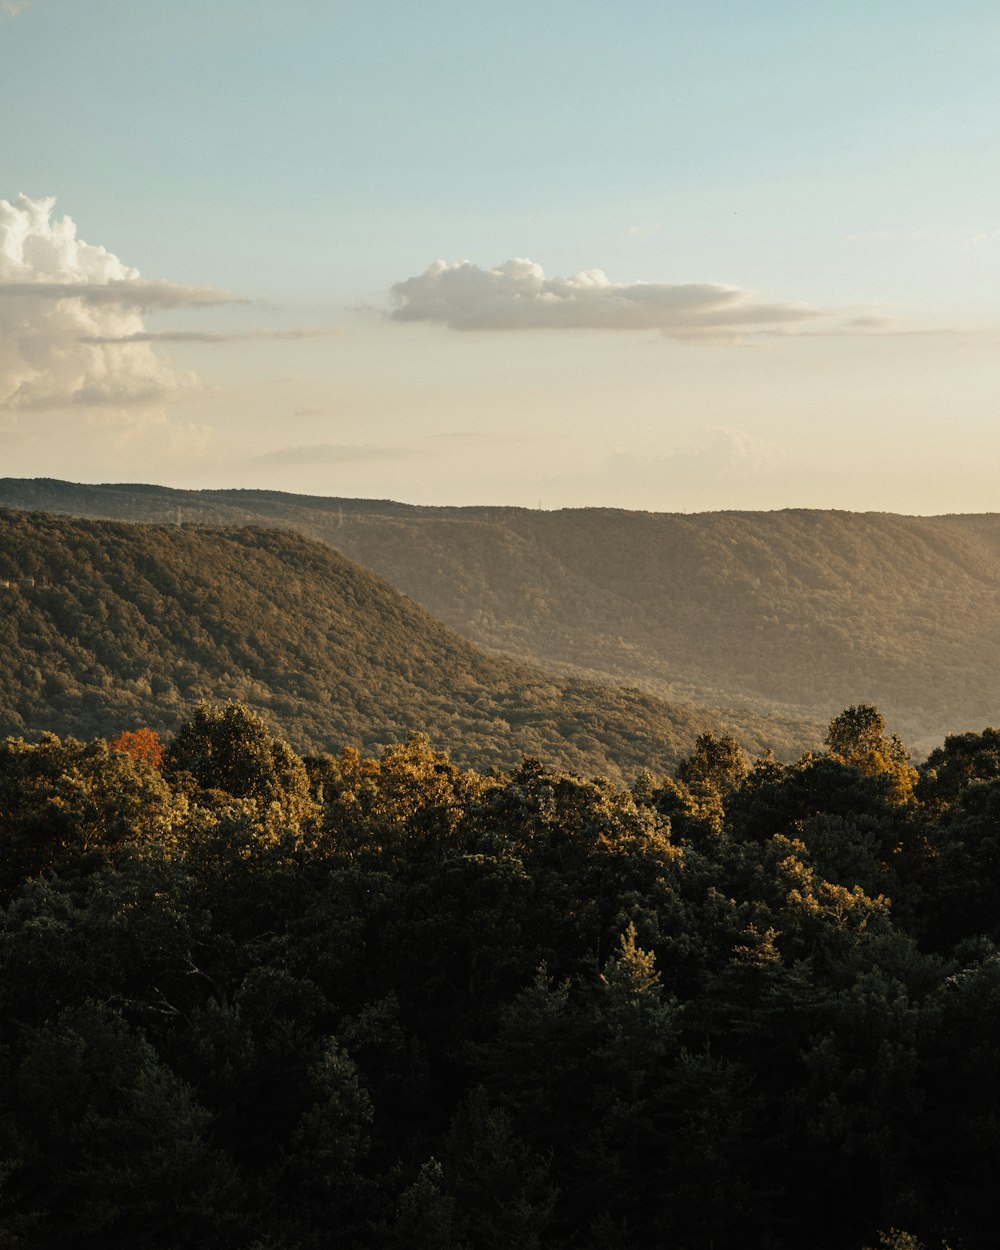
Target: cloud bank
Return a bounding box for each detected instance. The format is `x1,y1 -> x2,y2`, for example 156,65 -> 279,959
390,257 -> 820,338
0,194 -> 230,412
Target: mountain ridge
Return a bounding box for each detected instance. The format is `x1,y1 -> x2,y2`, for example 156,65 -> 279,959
0,507 -> 818,779
3,478 -> 997,750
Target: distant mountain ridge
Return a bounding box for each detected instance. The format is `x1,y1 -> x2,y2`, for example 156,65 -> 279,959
0,508 -> 816,779
3,477 -> 997,749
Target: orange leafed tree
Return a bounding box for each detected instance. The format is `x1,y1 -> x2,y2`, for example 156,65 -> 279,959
108,727 -> 164,769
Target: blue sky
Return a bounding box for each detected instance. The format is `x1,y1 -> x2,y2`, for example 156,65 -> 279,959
2,0 -> 999,511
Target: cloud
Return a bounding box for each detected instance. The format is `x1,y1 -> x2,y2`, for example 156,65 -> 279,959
650,426 -> 788,478
253,442 -> 416,466
389,257 -> 820,338
79,326 -> 340,345
0,1 -> 31,19
0,279 -> 234,309
843,314 -> 895,330
0,194 -> 230,413
594,427 -> 789,504
78,404 -> 213,455
530,427 -> 792,513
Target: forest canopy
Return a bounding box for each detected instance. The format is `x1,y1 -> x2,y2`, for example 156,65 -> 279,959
0,701 -> 998,1249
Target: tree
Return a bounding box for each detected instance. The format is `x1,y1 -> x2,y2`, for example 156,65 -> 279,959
0,734 -> 183,892
917,728 -> 1000,814
676,732 -> 750,795
9,1001 -> 244,1247
920,779 -> 1000,947
276,1036 -> 375,1239
388,1159 -> 466,1250
825,706 -> 916,804
164,703 -> 315,832
109,727 -> 165,769
444,1088 -> 556,1250
673,733 -> 750,836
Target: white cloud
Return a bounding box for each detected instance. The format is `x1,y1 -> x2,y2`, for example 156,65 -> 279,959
0,1 -> 31,20
0,194 -> 231,413
389,257 -> 820,338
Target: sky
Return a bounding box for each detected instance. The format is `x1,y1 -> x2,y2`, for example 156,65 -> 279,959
2,0 -> 999,513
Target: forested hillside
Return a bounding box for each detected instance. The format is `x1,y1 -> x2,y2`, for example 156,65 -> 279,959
1,701 -> 999,1248
4,477 -> 998,749
0,510 -> 813,779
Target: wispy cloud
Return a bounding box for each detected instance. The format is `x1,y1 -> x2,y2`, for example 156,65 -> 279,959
843,315 -> 895,330
79,326 -> 341,345
0,1 -> 31,20
253,442 -> 417,466
760,318 -> 989,340
0,279 -> 236,309
389,257 -> 820,338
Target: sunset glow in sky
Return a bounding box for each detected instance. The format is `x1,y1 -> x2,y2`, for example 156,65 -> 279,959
3,0 -> 1000,512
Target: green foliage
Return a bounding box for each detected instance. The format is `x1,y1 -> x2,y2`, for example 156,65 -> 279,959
0,733 -> 183,891
389,1159 -> 466,1250
0,701 -> 997,1248
9,1000 -> 243,1247
444,1088 -> 556,1250
917,727 -> 1000,812
164,702 -> 315,835
676,731 -> 750,794
826,704 -> 917,803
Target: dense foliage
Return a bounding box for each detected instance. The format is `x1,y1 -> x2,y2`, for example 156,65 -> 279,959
1,702 -> 998,1248
4,477 -> 1000,750
0,507 -> 815,780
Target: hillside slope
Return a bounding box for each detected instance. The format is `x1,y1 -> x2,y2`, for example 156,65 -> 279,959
3,478 -> 997,749
0,510 -> 813,779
